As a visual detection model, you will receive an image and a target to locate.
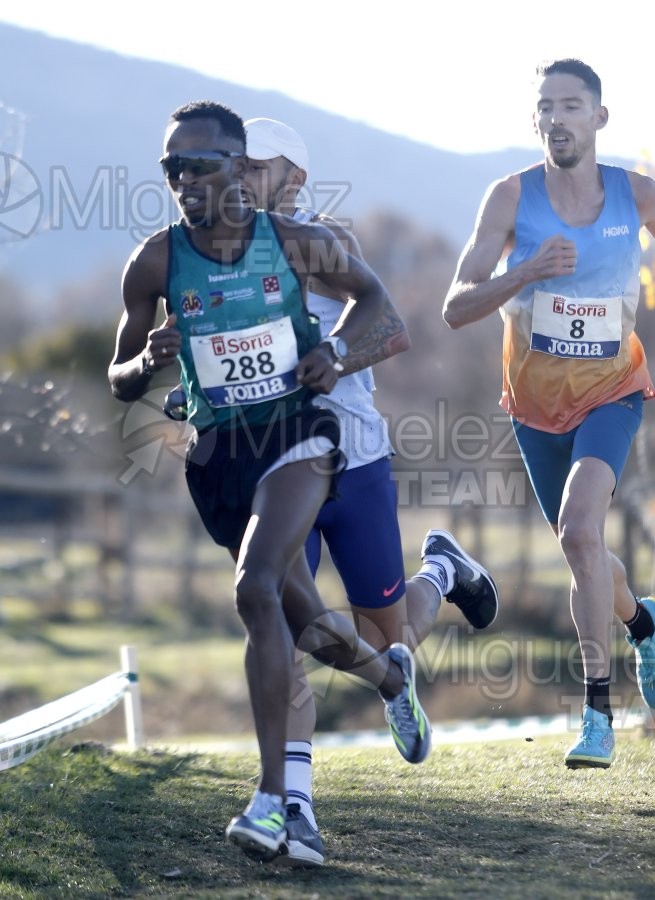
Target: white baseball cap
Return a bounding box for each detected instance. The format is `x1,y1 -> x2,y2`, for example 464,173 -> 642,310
245,117 -> 309,171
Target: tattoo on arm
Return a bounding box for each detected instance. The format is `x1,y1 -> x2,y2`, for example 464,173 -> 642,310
340,298 -> 410,375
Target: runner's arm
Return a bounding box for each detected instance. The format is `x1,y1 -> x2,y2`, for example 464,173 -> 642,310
443,176 -> 578,329
108,237 -> 180,402
312,216 -> 410,374
628,170 -> 655,237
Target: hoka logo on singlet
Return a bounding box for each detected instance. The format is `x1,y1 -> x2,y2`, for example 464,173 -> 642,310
603,225 -> 629,237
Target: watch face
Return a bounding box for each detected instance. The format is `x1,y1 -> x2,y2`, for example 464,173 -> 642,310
324,336 -> 347,360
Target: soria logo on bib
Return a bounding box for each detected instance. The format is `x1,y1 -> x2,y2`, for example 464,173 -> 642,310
531,291 -> 621,359
210,330 -> 274,355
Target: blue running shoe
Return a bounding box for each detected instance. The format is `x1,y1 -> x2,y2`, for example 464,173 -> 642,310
226,791 -> 286,861
274,804 -> 325,868
625,597 -> 655,709
564,705 -> 615,769
421,530 -> 499,629
381,643 -> 431,764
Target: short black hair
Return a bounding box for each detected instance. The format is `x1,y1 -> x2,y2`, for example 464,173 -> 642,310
169,101 -> 246,145
536,59 -> 602,103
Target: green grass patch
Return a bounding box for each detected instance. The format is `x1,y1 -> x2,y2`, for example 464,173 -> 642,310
0,737 -> 653,898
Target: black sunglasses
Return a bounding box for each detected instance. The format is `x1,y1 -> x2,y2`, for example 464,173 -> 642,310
159,150 -> 244,180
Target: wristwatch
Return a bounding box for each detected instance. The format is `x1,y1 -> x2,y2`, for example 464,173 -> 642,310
142,354 -> 155,376
321,335 -> 348,372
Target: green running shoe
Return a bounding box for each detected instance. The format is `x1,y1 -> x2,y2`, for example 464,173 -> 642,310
226,791 -> 286,861
382,643 -> 431,764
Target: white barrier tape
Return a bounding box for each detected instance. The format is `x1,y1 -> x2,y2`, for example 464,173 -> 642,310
0,671 -> 132,771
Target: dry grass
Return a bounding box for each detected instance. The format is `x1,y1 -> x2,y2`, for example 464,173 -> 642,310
0,736 -> 654,898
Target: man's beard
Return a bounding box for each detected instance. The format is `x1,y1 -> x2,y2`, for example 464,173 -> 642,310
547,149 -> 581,169
242,175 -> 294,212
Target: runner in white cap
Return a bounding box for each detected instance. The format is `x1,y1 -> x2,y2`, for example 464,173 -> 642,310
242,116 -> 500,867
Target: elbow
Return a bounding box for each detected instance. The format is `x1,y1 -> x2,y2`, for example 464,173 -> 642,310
108,368 -> 123,402
111,387 -> 128,403
109,382 -> 130,403
442,303 -> 464,330
389,329 -> 411,355
108,368 -> 137,403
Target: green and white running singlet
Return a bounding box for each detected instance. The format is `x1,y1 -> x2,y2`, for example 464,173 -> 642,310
167,211 -> 320,431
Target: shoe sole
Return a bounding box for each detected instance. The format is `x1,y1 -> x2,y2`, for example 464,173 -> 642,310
227,826 -> 286,862
565,755 -> 614,769
425,530 -> 499,628
272,840 -> 325,867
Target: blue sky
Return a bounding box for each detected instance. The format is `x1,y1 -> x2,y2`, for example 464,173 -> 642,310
1,0 -> 653,162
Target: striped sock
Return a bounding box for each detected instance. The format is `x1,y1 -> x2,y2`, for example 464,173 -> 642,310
284,740 -> 317,829
415,557 -> 454,596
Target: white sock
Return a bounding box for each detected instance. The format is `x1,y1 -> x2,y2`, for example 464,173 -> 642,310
285,741 -> 317,829
415,556 -> 456,596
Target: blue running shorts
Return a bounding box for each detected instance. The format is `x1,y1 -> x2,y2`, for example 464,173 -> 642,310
512,391 -> 643,525
305,456 -> 405,608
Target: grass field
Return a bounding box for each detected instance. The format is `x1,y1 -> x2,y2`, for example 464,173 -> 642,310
0,736 -> 654,898
1,503 -> 654,896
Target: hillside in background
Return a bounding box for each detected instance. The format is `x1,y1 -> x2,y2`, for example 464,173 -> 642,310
0,20 -> 631,314
1,24 -> 655,659
0,21 -> 652,511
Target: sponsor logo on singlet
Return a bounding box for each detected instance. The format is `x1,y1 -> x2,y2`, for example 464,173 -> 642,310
180,289 -> 203,317
602,224 -> 629,237
262,275 -> 282,304
207,269 -> 249,282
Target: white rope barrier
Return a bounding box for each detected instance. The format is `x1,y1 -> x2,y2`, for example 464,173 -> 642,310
0,645 -> 144,771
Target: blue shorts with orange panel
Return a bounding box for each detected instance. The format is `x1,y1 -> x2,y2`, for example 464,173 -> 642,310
512,391 -> 643,525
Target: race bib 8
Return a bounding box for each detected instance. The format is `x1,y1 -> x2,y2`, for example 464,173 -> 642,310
531,291 -> 622,359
